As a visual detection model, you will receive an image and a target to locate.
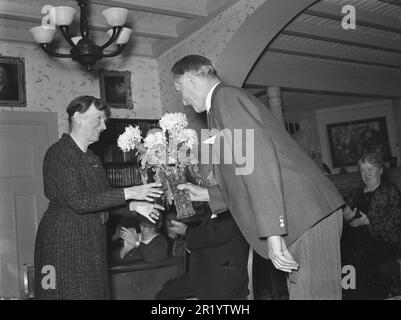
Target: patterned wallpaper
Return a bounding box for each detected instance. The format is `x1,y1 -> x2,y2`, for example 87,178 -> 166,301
0,0 -> 266,136
157,0 -> 266,130
0,41 -> 162,136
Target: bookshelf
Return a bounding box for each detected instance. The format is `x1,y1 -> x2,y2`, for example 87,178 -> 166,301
90,118 -> 159,187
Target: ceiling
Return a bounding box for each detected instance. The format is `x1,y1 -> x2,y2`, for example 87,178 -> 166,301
244,0 -> 401,113
0,0 -> 238,57
0,0 -> 400,113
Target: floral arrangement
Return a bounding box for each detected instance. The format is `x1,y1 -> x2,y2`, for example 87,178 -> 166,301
117,113 -> 199,217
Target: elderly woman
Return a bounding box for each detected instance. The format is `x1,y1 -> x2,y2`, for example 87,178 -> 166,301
34,96 -> 164,300
342,152 -> 401,299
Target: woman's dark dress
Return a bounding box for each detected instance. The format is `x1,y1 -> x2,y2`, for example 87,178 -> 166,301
342,182 -> 401,299
34,134 -> 126,299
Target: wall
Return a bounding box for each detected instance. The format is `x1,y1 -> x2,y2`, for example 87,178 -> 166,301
0,41 -> 162,136
157,0 -> 266,132
315,100 -> 399,173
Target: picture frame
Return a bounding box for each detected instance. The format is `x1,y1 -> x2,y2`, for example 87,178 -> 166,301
99,69 -> 133,109
327,117 -> 391,168
0,56 -> 26,108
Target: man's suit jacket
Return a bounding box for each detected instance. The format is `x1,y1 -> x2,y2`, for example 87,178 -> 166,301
185,211 -> 249,299
206,83 -> 344,259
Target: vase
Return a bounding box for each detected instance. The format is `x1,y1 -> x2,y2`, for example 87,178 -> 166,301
160,166 -> 196,220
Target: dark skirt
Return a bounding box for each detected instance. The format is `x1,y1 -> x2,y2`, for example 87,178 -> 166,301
34,207 -> 109,300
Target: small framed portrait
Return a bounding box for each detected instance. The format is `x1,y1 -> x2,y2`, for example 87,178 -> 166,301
0,56 -> 26,107
327,117 -> 391,168
99,69 -> 133,109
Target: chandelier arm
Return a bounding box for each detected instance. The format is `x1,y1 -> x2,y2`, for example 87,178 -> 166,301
40,44 -> 72,58
77,0 -> 89,38
59,26 -> 77,49
102,44 -> 126,58
100,27 -> 122,50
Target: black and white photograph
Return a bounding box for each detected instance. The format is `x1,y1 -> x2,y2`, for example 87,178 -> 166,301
1,0 -> 401,307
0,56 -> 26,107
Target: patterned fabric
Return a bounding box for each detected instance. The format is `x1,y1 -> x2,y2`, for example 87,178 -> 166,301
34,133 -> 126,300
346,182 -> 401,243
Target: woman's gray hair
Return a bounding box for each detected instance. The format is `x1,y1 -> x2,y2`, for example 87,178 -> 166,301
358,152 -> 384,169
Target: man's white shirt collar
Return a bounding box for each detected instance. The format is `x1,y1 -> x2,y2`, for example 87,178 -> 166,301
205,81 -> 221,113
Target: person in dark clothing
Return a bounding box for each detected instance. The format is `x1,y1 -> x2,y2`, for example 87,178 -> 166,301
342,152 -> 401,299
156,210 -> 249,300
34,95 -> 164,300
114,214 -> 168,263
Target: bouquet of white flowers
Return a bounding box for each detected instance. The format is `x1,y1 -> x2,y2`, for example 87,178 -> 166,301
117,112 -> 199,219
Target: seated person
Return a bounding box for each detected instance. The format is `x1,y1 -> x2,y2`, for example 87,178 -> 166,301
156,209 -> 249,300
342,152 -> 401,299
113,214 -> 168,263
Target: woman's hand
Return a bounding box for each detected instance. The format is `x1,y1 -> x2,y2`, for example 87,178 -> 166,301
120,227 -> 138,247
124,183 -> 163,201
129,201 -> 164,223
349,211 -> 370,227
343,206 -> 358,221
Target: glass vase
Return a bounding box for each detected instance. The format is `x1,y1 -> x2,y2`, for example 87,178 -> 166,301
161,166 -> 196,220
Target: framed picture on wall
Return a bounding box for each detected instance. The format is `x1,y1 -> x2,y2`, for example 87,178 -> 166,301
99,69 -> 133,109
0,56 -> 26,107
327,117 -> 391,168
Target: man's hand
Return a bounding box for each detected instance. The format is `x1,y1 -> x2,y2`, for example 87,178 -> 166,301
350,211 -> 370,227
129,201 -> 164,223
268,235 -> 299,273
168,220 -> 188,236
177,183 -> 210,201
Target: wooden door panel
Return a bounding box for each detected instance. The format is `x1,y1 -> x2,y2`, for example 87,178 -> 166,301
0,111 -> 58,298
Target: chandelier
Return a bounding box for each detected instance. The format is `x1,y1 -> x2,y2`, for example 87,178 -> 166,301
29,0 -> 132,70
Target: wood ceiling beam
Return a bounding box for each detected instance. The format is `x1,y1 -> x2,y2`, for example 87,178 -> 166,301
305,1 -> 401,33
245,52 -> 401,98
282,19 -> 401,54
268,35 -> 401,69
90,0 -> 207,19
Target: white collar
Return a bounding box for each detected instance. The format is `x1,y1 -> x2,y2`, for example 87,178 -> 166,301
205,81 -> 221,113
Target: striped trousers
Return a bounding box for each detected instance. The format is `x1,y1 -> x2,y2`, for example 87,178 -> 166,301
287,209 -> 343,300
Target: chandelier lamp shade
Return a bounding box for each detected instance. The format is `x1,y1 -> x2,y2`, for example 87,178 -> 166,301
29,0 -> 132,70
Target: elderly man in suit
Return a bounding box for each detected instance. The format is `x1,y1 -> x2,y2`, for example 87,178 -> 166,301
172,55 -> 345,300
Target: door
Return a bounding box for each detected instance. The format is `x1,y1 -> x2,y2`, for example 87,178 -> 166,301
0,111 -> 58,298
